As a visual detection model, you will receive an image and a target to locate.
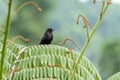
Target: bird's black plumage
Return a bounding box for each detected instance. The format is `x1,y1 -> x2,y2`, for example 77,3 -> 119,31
39,28 -> 54,45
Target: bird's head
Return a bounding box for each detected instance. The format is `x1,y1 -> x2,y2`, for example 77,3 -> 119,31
46,28 -> 54,33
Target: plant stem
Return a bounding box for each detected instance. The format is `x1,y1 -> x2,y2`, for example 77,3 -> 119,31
70,0 -> 111,79
0,0 -> 13,80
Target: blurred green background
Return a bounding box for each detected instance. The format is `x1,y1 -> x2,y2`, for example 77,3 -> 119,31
0,0 -> 120,79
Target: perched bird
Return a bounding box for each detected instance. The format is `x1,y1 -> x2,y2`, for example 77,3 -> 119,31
39,28 -> 54,45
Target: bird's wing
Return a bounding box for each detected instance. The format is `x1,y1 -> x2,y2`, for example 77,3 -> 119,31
40,32 -> 53,44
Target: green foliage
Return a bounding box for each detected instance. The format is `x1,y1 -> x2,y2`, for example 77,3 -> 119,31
0,32 -> 101,79
10,0 -> 55,45
108,72 -> 120,80
0,0 -> 13,79
1,0 -> 120,80
99,40 -> 120,79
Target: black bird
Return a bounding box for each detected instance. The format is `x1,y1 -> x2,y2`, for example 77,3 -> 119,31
39,28 -> 54,45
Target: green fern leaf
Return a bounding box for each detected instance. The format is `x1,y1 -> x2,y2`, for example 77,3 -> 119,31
107,72 -> 120,80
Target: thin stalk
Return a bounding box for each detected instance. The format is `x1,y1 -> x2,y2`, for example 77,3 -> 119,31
0,0 -> 13,80
70,0 -> 111,79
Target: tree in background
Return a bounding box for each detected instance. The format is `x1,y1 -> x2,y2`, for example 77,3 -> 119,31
99,40 -> 120,80
10,0 -> 55,45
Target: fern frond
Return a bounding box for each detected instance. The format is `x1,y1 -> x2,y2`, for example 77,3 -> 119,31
0,34 -> 101,80
13,67 -> 85,80
11,45 -> 101,80
107,72 -> 120,80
